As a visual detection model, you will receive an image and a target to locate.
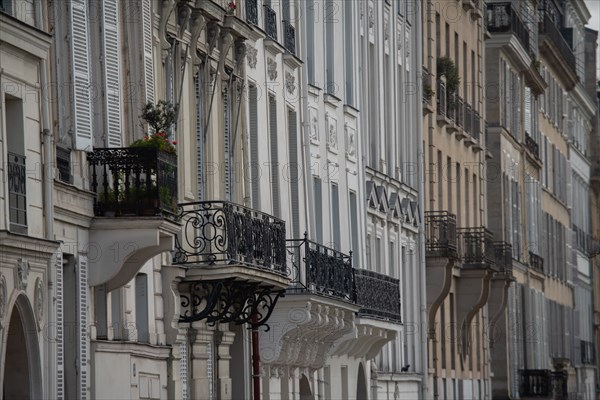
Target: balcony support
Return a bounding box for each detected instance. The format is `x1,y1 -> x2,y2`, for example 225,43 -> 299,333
456,268 -> 494,356
487,276 -> 513,348
426,257 -> 456,340
88,218 -> 179,290
332,319 -> 397,360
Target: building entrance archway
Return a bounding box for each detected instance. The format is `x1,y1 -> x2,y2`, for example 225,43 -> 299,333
2,295 -> 43,399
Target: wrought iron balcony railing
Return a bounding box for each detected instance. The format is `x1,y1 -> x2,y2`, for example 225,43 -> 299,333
436,80 -> 447,118
486,2 -> 532,57
494,242 -> 513,275
425,211 -> 458,258
519,370 -> 567,399
464,103 -> 474,135
525,133 -> 540,158
245,0 -> 258,25
472,111 -> 481,141
286,237 -> 355,302
8,152 -> 27,231
263,4 -> 277,41
455,95 -> 464,128
539,14 -> 576,75
355,269 -> 401,322
528,251 -> 544,273
283,20 -> 296,55
457,227 -> 495,266
173,201 -> 287,274
88,147 -> 178,218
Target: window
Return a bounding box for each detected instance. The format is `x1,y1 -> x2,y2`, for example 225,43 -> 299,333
288,109 -> 300,238
325,0 -> 335,94
344,2 -> 354,105
313,177 -> 323,243
349,191 -> 359,259
268,95 -> 280,217
135,274 -> 149,343
6,95 -> 27,233
331,183 -> 340,250
306,1 -> 315,84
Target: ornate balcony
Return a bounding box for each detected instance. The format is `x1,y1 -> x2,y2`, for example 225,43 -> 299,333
486,2 -> 532,57
263,4 -> 277,41
425,211 -> 458,258
494,242 -> 513,275
8,152 -> 27,233
455,95 -> 464,128
457,227 -> 496,267
539,14 -> 577,83
283,20 -> 296,55
245,0 -> 258,25
286,236 -> 355,302
436,80 -> 448,119
581,340 -> 596,365
525,133 -> 540,159
528,251 -> 544,273
464,103 -> 474,136
88,147 -> 178,218
173,201 -> 287,275
355,269 -> 401,322
519,370 -> 567,399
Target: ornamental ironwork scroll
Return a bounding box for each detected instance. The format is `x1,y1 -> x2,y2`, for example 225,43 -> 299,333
173,201 -> 287,275
179,279 -> 284,329
354,269 -> 402,322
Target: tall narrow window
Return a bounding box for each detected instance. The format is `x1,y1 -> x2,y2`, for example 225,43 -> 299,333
344,2 -> 354,105
369,43 -> 378,168
313,177 -> 323,243
376,237 -> 382,273
445,23 -> 450,57
135,274 -> 149,343
306,1 -> 315,84
447,157 -> 453,213
268,95 -> 280,217
331,183 -> 340,250
325,0 -> 335,94
349,191 -> 359,260
435,13 -> 441,59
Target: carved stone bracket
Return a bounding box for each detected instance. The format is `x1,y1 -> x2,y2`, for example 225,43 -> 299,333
218,31 -> 235,80
179,279 -> 285,329
189,9 -> 207,69
206,22 -> 220,56
159,0 -> 177,57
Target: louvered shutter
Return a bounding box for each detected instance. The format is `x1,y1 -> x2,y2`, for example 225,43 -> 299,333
331,183 -> 340,250
77,255 -> 88,399
102,0 -> 122,147
142,0 -> 154,104
224,84 -> 231,200
524,87 -> 532,136
180,339 -> 189,400
314,177 -> 323,243
288,109 -> 300,238
249,86 -> 260,208
195,74 -> 205,200
55,250 -> 64,400
269,96 -> 280,217
71,0 -> 93,151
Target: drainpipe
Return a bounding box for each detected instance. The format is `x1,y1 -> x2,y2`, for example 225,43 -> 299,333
37,2 -> 55,396
415,1 -> 429,399
251,315 -> 260,400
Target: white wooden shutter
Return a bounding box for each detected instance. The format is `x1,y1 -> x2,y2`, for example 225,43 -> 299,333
77,255 -> 88,400
196,74 -> 205,200
524,87 -> 532,136
288,109 -> 300,238
269,95 -> 280,217
70,0 -> 93,151
102,0 -> 123,147
249,85 -> 260,208
55,250 -> 64,400
142,0 -> 155,104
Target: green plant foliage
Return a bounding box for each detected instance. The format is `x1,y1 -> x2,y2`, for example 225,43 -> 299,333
141,100 -> 177,134
130,132 -> 177,154
436,57 -> 460,95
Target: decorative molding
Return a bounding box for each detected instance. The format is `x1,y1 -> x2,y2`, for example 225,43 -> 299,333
35,278 -> 44,328
267,57 -> 278,81
15,258 -> 29,291
326,112 -> 338,150
285,72 -> 296,94
0,274 -> 6,322
234,39 -> 247,73
218,31 -> 235,80
345,124 -> 356,158
206,22 -> 220,55
309,108 -> 319,141
246,44 -> 258,69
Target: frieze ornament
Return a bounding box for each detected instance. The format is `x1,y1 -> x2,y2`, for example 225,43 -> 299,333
35,278 -> 44,327
309,108 -> 319,141
326,113 -> 338,150
246,45 -> 258,69
285,72 -> 296,94
16,258 -> 29,291
345,124 -> 356,158
267,57 -> 278,81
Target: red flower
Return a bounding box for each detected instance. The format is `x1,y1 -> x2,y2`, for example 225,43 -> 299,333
172,140 -> 177,145
228,2 -> 236,10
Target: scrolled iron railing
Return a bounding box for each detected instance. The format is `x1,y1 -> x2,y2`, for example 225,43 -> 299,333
87,147 -> 178,218
425,211 -> 458,257
525,133 -> 540,159
436,80 -> 447,118
528,251 -> 544,273
355,269 -> 401,322
8,151 -> 27,230
286,236 -> 355,302
283,20 -> 296,55
486,2 -> 532,56
173,201 -> 287,274
539,14 -> 577,75
263,4 -> 277,41
457,227 -> 495,266
245,0 -> 258,25
494,242 -> 513,275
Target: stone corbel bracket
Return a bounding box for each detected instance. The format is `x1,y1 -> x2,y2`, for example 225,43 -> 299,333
426,258 -> 456,340
218,30 -> 234,80
487,275 -> 514,348
159,0 -> 177,59
189,9 -> 207,69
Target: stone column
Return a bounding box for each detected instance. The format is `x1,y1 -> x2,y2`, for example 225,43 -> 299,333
216,327 -> 236,400
189,321 -> 213,400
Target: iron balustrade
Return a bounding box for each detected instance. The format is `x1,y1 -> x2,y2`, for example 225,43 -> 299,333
519,370 -> 567,399
355,269 -> 401,322
455,96 -> 464,128
245,0 -> 258,25
457,227 -> 495,266
7,152 -> 27,230
539,14 -> 577,75
473,111 -> 481,141
88,147 -> 178,218
464,103 -> 474,135
425,211 -> 458,257
173,201 -> 286,274
528,251 -> 544,273
525,133 -> 540,158
486,2 -> 532,56
263,4 -> 277,41
286,237 -> 355,302
494,242 -> 513,275
572,225 -> 596,256
283,20 -> 296,55
446,93 -> 456,122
